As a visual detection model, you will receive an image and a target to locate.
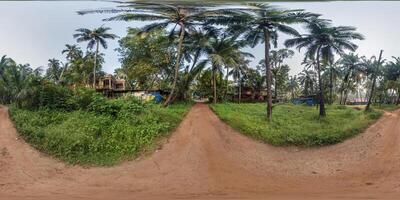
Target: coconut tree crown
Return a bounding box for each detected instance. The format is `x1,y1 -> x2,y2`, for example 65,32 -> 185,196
73,26 -> 118,50
285,19 -> 365,64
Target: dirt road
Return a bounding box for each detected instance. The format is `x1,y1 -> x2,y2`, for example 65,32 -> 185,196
0,104 -> 399,200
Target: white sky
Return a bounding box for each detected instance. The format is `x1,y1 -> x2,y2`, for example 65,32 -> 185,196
0,1 -> 400,75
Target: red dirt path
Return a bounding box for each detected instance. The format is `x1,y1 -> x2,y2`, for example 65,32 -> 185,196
0,104 -> 400,200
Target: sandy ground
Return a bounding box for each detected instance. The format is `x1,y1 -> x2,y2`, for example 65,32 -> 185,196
0,103 -> 399,200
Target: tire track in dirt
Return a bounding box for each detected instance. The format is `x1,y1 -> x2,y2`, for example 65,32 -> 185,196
0,104 -> 399,200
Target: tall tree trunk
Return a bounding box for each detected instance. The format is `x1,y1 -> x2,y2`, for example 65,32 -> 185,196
329,68 -> 333,104
366,50 -> 383,111
225,67 -> 229,100
238,75 -> 242,103
366,78 -> 377,111
93,41 -> 99,88
163,23 -> 185,107
316,46 -> 326,117
339,72 -> 350,105
263,28 -> 273,121
274,75 -> 278,102
212,64 -> 217,104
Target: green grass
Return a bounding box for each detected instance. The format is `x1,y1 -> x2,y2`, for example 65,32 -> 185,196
210,103 -> 382,147
373,104 -> 400,111
9,102 -> 193,166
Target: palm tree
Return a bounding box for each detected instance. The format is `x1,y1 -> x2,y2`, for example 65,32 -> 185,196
285,19 -> 364,117
385,57 -> 400,104
178,27 -> 216,100
62,44 -> 82,61
212,3 -> 318,120
288,75 -> 299,100
73,26 -> 117,88
230,59 -> 250,103
206,34 -> 252,103
298,66 -> 317,96
364,50 -> 384,111
260,49 -> 294,100
324,61 -> 340,104
0,55 -> 15,80
337,53 -> 364,104
46,59 -> 63,83
0,62 -> 40,107
78,2 -> 226,106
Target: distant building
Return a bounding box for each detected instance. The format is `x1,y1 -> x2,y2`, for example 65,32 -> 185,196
95,74 -> 127,97
94,74 -> 166,103
96,74 -> 126,91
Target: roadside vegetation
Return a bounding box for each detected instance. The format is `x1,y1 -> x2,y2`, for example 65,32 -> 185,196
1,1 -> 400,165
9,87 -> 192,166
211,103 -> 382,146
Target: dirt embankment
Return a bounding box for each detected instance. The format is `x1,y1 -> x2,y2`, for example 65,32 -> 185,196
0,104 -> 399,200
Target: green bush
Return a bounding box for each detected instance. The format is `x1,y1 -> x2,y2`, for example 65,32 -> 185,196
67,87 -> 99,110
10,102 -> 193,166
38,84 -> 74,110
88,96 -> 146,117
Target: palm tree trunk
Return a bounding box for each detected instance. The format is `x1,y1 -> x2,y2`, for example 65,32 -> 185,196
274,74 -> 278,102
225,67 -> 229,99
366,50 -> 383,111
213,64 -> 217,104
339,73 -> 350,105
93,41 -> 99,88
329,68 -> 333,104
263,28 -> 272,121
366,77 -> 377,111
163,23 -> 185,107
316,46 -> 326,117
238,75 -> 242,103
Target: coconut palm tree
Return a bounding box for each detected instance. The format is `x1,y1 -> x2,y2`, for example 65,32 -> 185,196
0,55 -> 15,80
230,59 -> 250,103
0,62 -> 41,107
78,2 -> 227,106
62,44 -> 82,61
206,34 -> 252,103
298,67 -> 317,96
323,61 -> 340,104
73,26 -> 117,88
285,19 -> 364,117
260,49 -> 294,100
384,57 -> 400,104
46,58 -> 63,83
337,53 -> 364,104
178,27 -> 216,100
288,75 -> 299,100
210,3 -> 318,120
364,50 -> 384,111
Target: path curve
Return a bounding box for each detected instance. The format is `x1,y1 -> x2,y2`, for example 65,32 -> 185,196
0,104 -> 400,200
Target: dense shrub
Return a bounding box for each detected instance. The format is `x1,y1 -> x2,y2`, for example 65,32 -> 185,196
88,96 -> 146,117
38,84 -> 74,110
10,102 -> 193,166
67,87 -> 100,110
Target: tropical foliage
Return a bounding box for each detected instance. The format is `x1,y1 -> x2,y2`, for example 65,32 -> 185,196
1,2 -> 400,164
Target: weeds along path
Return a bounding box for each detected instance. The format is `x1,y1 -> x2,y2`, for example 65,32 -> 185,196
0,104 -> 400,200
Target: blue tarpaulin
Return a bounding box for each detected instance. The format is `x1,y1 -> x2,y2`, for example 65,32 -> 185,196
150,92 -> 163,103
292,98 -> 317,106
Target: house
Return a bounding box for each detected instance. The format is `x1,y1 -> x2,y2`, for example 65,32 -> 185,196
95,74 -> 127,97
96,74 -> 126,91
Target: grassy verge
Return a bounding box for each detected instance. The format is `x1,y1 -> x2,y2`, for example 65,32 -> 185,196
9,102 -> 193,166
210,103 -> 382,146
373,104 -> 400,111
